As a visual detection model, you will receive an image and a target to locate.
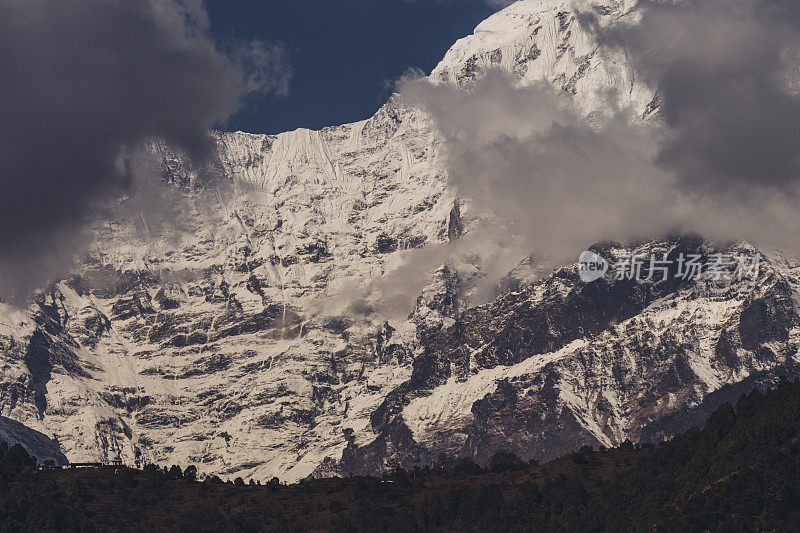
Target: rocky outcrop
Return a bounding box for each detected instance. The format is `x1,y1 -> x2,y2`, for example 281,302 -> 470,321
0,417 -> 67,464
331,239 -> 800,474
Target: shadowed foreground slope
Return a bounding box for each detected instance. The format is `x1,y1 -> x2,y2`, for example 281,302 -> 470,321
3,379 -> 800,531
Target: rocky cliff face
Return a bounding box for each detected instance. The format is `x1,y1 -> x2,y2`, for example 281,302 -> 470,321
333,239 -> 800,474
0,98 -> 448,481
0,0 -> 797,482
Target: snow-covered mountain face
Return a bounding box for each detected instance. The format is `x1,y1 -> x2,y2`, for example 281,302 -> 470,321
0,101 -> 450,481
1,0 -> 798,481
431,0 -> 652,114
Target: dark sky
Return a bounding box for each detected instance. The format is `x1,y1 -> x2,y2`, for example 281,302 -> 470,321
207,0 -> 497,134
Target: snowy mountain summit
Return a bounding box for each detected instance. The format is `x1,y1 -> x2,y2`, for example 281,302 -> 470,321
0,0 -> 798,482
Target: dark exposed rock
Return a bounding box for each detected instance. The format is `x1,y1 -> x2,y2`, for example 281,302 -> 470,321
401,234 -> 428,250
83,268 -> 159,299
382,344 -> 411,365
638,361 -> 800,444
642,89 -> 663,120
82,310 -> 111,347
412,264 -> 465,345
211,304 -> 301,341
99,391 -> 151,412
296,241 -> 332,263
111,291 -> 155,321
255,408 -> 317,429
135,411 -> 186,429
0,417 -> 68,464
739,280 -> 798,350
205,279 -> 230,304
63,275 -> 89,296
462,374 -> 604,465
447,201 -> 463,242
334,418 -> 429,477
186,331 -> 209,346
360,99 -> 403,145
557,11 -> 572,32
24,329 -> 90,417
374,234 -> 398,254
321,316 -> 352,336
513,43 -> 541,77
180,354 -> 233,378
148,314 -> 190,343
459,56 -> 480,85
279,255 -> 299,267
32,290 -> 68,336
246,274 -> 267,302
154,284 -> 183,310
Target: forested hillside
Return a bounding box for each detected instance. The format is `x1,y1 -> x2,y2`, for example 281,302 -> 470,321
2,379 -> 800,531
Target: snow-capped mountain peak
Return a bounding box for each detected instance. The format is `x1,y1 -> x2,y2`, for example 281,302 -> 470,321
0,0 -> 797,483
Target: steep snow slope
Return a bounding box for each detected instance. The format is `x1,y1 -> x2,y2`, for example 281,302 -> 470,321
432,0 -> 653,115
0,100 -> 453,482
0,0 -> 796,482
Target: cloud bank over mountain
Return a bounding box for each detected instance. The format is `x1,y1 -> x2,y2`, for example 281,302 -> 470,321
594,0 -> 800,194
399,0 -> 800,266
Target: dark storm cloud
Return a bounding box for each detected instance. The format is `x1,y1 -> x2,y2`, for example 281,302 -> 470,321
587,0 -> 800,195
0,0 -> 290,295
